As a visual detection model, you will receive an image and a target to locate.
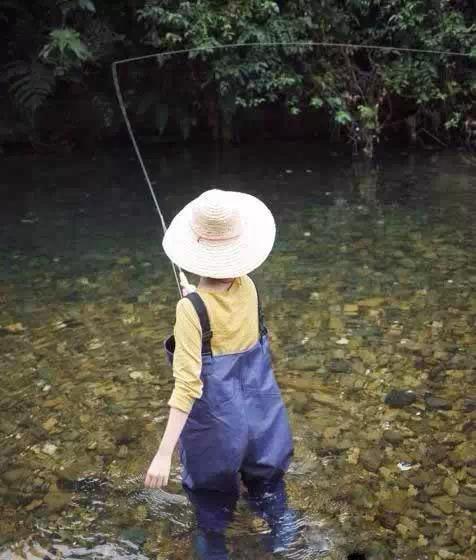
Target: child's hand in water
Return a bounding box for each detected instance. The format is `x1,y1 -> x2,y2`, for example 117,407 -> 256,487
145,451 -> 172,489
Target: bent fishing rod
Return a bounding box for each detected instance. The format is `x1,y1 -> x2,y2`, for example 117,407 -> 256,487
112,40 -> 474,296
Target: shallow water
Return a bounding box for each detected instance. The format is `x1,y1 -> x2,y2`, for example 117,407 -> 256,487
0,145 -> 475,560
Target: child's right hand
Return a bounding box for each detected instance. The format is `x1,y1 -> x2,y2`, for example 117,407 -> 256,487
144,450 -> 172,489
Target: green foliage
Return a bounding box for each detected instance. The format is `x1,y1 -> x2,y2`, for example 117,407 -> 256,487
1,0 -> 475,150
136,0 -> 313,139
1,60 -> 55,117
40,28 -> 92,73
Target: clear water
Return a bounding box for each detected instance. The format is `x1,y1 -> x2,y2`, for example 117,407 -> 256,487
1,144 -> 475,560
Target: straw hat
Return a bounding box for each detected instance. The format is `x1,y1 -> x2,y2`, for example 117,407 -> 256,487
163,189 -> 276,279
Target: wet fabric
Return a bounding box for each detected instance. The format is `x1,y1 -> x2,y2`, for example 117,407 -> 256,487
164,290 -> 293,533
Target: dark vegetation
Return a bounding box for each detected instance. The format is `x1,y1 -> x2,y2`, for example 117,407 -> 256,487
1,0 -> 475,156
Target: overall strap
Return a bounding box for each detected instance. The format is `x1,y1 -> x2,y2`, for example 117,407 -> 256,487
250,279 -> 268,339
185,292 -> 213,356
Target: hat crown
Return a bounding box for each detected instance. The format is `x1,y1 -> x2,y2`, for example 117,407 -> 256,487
191,189 -> 242,241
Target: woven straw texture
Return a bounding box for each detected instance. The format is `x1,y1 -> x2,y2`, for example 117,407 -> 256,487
163,189 -> 276,279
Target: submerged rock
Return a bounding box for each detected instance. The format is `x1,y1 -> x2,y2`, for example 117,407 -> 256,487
384,389 -> 417,408
449,441 -> 476,466
425,395 -> 452,410
120,527 -> 147,545
431,495 -> 454,515
2,468 -> 29,485
443,477 -> 459,497
383,430 -> 405,445
44,489 -> 72,512
290,392 -> 309,413
461,397 -> 476,412
454,494 -> 476,511
327,359 -> 351,373
360,449 -> 382,472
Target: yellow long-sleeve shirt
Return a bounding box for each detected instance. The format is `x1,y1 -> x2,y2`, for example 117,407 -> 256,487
168,276 -> 259,413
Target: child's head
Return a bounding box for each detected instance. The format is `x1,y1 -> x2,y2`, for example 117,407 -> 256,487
163,189 -> 275,279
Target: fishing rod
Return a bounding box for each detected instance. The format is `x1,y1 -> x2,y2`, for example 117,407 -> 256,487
112,40 -> 474,296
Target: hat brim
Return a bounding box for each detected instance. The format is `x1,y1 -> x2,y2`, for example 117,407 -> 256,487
162,192 -> 276,279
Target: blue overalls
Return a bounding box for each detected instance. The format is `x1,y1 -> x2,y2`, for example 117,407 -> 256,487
165,288 -> 294,557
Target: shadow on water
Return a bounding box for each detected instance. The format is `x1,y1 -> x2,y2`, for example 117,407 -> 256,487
1,144 -> 475,559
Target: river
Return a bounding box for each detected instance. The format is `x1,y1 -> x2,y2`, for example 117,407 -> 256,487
0,144 -> 475,559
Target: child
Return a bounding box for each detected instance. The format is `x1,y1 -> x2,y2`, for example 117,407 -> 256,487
145,189 -> 295,559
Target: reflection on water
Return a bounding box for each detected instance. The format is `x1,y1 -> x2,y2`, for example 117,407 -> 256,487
0,145 -> 475,560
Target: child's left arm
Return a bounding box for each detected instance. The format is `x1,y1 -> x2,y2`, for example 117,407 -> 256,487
145,406 -> 189,488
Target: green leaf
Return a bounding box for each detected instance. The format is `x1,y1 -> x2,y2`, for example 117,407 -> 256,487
335,110 -> 353,125
358,105 -> 376,120
4,60 -> 55,115
310,96 -> 324,109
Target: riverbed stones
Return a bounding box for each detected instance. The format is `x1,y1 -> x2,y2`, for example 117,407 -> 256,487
461,397 -> 476,412
290,391 -> 308,413
2,468 -> 29,485
443,477 -> 459,497
452,518 -> 473,548
25,499 -> 43,512
431,495 -> 454,515
380,489 -> 409,514
384,389 -> 417,408
427,445 -> 449,464
449,441 -> 476,466
42,417 -> 58,432
42,443 -> 57,456
454,493 -> 476,511
360,448 -> 382,472
425,395 -> 452,410
407,470 -> 431,488
383,430 -> 405,444
44,489 -> 72,512
327,358 -> 351,373
120,527 -> 146,545
343,304 -> 359,315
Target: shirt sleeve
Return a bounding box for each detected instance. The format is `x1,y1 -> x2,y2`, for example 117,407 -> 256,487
168,297 -> 203,413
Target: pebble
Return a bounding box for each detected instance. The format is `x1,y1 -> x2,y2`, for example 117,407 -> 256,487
0,323 -> 25,334
454,493 -> 476,511
336,337 -> 349,345
443,477 -> 459,497
42,418 -> 58,432
383,430 -> 405,445
360,448 -> 382,472
291,392 -> 309,413
25,499 -> 43,512
117,445 -> 129,458
343,304 -> 359,315
2,469 -> 29,484
438,550 -> 456,560
450,441 -> 476,466
461,397 -> 476,412
431,495 -> 454,515
44,489 -> 72,513
425,395 -> 452,410
120,527 -> 147,545
384,389 -> 417,408
327,359 -> 351,373
42,443 -> 58,456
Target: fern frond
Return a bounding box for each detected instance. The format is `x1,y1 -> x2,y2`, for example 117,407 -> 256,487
2,60 -> 55,115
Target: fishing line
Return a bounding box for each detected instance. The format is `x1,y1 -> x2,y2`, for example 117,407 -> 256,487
112,40 -> 474,295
